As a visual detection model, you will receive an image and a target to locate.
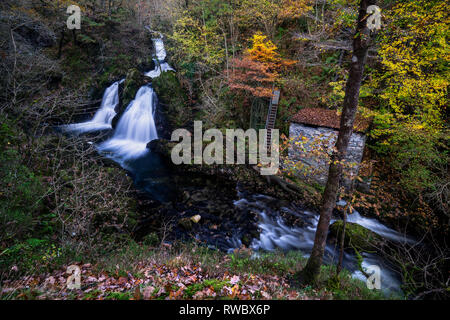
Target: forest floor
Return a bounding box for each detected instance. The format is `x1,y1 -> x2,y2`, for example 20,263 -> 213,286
0,242 -> 391,300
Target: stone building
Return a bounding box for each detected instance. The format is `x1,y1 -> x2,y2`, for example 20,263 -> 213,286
289,108 -> 371,188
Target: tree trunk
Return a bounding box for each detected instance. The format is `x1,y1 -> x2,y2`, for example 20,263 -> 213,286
302,0 -> 377,284
336,204 -> 348,276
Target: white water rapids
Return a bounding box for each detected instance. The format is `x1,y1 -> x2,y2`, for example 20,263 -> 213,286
233,193 -> 413,295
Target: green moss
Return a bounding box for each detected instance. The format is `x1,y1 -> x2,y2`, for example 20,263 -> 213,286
228,250 -> 305,276
152,70 -> 190,127
104,291 -> 133,300
184,279 -> 230,298
122,68 -> 148,107
329,221 -> 383,252
142,232 -> 159,246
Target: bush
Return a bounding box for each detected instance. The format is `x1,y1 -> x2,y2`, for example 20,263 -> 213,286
0,120 -> 46,246
371,118 -> 448,198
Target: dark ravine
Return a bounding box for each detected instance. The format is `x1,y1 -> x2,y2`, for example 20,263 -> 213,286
59,34 -> 417,296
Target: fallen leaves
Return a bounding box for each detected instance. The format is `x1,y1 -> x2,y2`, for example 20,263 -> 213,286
1,261 -> 316,300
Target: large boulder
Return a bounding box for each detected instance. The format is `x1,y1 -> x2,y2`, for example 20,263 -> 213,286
147,139 -> 177,161
122,68 -> 150,107
329,220 -> 384,252
151,71 -> 189,128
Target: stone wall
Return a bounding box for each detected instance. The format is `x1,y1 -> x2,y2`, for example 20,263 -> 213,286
288,123 -> 366,186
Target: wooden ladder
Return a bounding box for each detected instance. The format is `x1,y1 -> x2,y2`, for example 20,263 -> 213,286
265,90 -> 280,151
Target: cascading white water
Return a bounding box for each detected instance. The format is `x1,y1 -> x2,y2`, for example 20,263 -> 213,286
145,60 -> 175,78
153,38 -> 168,61
60,80 -> 122,134
97,85 -> 158,161
346,210 -> 415,243
97,37 -> 174,163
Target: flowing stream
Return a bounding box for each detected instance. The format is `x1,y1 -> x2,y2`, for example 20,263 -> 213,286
233,193 -> 413,295
62,35 -> 411,296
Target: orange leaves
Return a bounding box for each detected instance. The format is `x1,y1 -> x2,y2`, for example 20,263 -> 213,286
228,31 -> 296,99
247,32 -> 297,69
228,55 -> 277,98
1,260 -> 309,300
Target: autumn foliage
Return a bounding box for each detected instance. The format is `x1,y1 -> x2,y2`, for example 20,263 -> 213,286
228,56 -> 277,98
229,33 -> 295,98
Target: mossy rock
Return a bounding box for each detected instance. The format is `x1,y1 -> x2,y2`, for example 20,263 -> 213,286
152,71 -> 190,128
122,68 -> 149,107
329,221 -> 383,252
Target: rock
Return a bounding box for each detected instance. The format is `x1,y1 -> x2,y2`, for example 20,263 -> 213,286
138,59 -> 156,73
111,68 -> 149,130
178,217 -> 193,230
152,71 -> 189,128
241,234 -> 252,247
146,139 -> 179,169
122,68 -> 150,108
179,215 -> 201,230
191,191 -> 208,202
329,221 -> 384,252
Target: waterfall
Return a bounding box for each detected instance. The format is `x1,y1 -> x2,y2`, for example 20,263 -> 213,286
97,37 -> 174,163
97,85 -> 158,161
60,80 -> 122,134
153,38 -> 168,61
145,60 -> 175,78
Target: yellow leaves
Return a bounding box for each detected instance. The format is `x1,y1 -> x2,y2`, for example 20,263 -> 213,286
246,32 -> 297,73
279,0 -> 313,20
247,32 -> 280,65
373,0 -> 449,132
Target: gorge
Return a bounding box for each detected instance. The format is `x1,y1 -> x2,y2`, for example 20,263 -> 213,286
59,34 -> 416,296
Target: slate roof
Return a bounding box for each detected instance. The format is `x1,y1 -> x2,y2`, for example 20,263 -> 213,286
291,108 -> 371,133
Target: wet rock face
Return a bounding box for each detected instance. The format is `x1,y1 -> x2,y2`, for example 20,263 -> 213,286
329,220 -> 384,252
152,71 -> 190,128
123,68 -> 150,104
134,165 -> 309,252
289,123 -> 366,187
138,59 -> 156,74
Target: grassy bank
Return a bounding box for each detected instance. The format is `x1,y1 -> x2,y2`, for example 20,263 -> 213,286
1,241 -> 397,300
